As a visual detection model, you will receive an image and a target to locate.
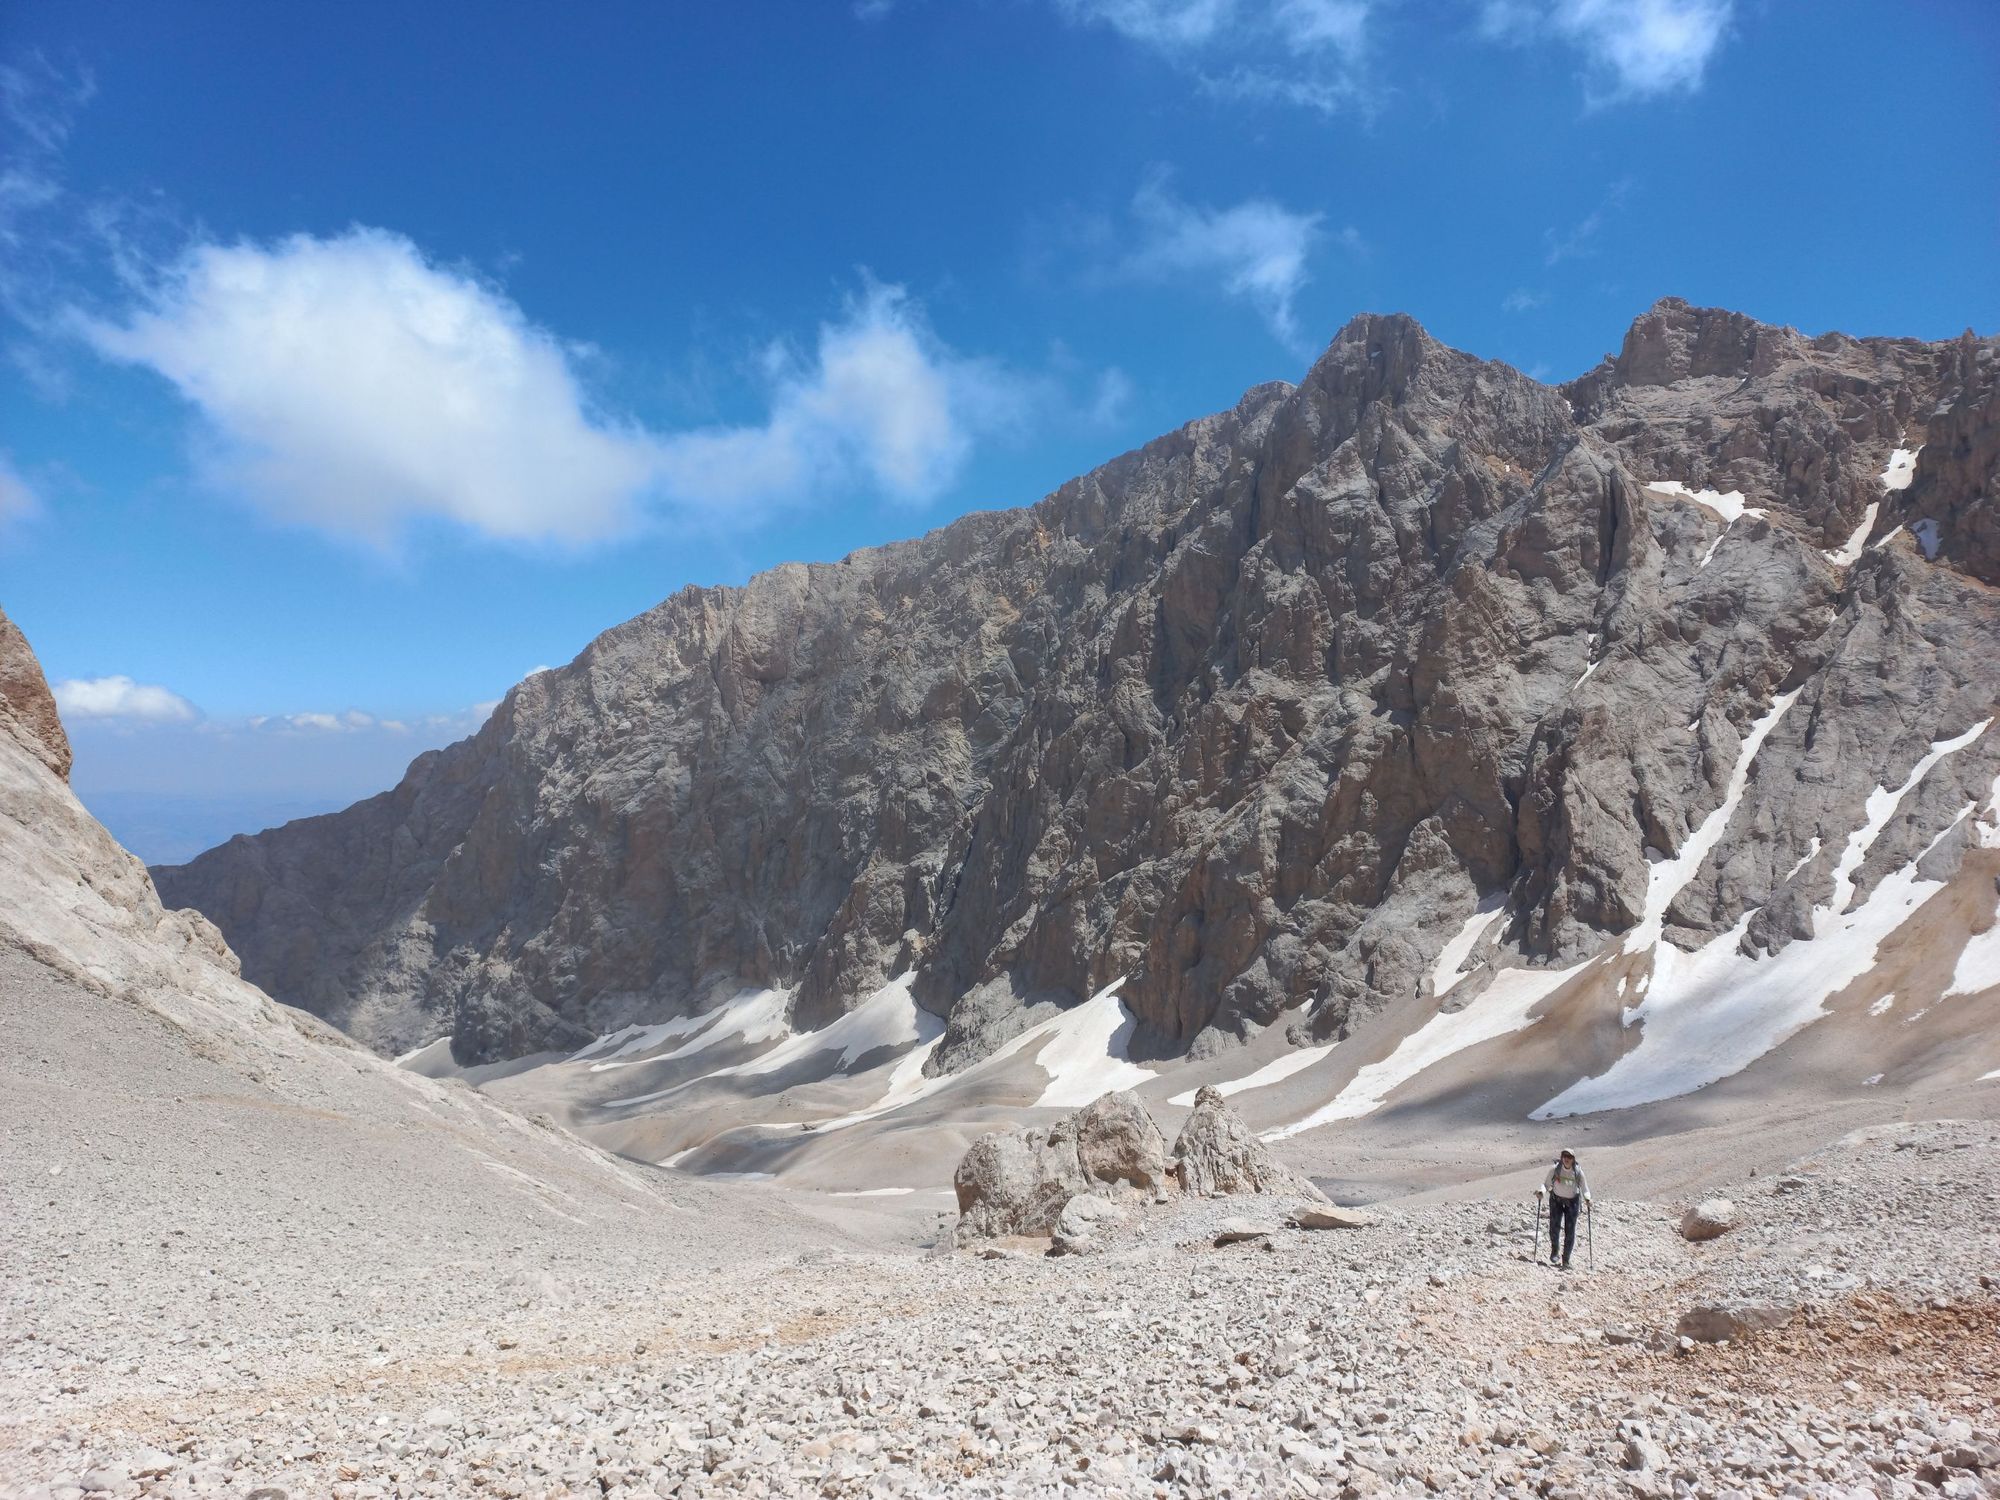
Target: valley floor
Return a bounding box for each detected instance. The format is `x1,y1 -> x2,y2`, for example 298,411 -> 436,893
4,951 -> 1998,1499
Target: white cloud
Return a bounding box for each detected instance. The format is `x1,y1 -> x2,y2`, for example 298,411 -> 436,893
0,450 -> 42,525
53,675 -> 200,723
80,228 -> 659,548
1087,368 -> 1135,427
1501,288 -> 1549,312
1055,0 -> 1373,113
78,231 -> 1057,544
653,278 -> 1021,513
1123,174 -> 1325,349
1482,0 -> 1733,103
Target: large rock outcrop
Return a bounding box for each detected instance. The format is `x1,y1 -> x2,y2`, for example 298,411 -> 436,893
953,1090 -> 1171,1244
1172,1085 -> 1325,1200
0,605 -> 71,783
954,1087 -> 1319,1246
0,607 -> 250,1009
152,302 -> 2000,1066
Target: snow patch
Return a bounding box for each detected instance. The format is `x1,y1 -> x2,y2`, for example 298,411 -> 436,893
1862,1073 -> 1884,1087
1880,446 -> 1919,492
1977,774 -> 2000,850
728,974 -> 937,1079
604,977 -> 936,1109
1944,895 -> 2000,1000
1868,994 -> 1896,1017
1826,721 -> 1991,920
1168,1041 -> 1337,1107
589,988 -> 791,1075
394,1037 -> 454,1071
1785,837 -> 1822,882
1573,634 -> 1601,690
1538,777 -> 1983,1119
1431,893 -> 1508,1000
1624,689 -> 1800,955
1644,481 -> 1767,568
574,1009 -> 733,1071
1031,980 -> 1157,1108
808,1034 -> 948,1132
1263,959 -> 1587,1140
828,1187 -> 916,1198
1822,502 -> 1878,568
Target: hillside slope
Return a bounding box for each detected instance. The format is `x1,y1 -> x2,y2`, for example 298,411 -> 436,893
0,608 -> 842,1458
154,300 -> 2000,1087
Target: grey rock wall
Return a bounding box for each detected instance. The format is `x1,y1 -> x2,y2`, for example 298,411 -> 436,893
154,301 -> 2000,1066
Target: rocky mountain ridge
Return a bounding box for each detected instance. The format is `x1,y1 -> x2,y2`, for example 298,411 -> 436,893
154,299 -> 2000,1073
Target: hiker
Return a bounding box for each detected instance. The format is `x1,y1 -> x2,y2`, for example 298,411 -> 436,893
1537,1148 -> 1590,1268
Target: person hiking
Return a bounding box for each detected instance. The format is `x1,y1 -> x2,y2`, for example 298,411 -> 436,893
1537,1149 -> 1590,1268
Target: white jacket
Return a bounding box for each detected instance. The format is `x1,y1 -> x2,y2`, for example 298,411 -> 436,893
1543,1162 -> 1589,1201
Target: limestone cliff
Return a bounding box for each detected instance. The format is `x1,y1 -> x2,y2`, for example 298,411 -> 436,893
153,301 -> 2000,1066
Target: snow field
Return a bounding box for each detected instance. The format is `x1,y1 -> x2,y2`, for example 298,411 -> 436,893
1261,957 -> 1587,1141
1536,718 -> 1993,1118
1168,1040 -> 1337,1107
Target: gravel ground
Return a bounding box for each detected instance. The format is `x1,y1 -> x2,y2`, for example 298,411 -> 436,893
7,993 -> 1997,1500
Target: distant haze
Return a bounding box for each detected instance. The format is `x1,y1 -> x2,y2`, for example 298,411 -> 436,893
68,718 -> 475,866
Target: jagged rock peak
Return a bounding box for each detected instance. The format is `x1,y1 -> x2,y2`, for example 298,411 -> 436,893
0,606 -> 72,783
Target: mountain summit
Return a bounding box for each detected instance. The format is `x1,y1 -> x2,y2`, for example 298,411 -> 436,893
155,303 -> 2000,1097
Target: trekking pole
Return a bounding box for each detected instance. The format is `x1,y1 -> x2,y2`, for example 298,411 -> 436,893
1587,1199 -> 1595,1271
1533,1189 -> 1544,1264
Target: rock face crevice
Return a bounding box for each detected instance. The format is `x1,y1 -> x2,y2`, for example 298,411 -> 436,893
0,606 -> 72,783
153,302 -> 2000,1066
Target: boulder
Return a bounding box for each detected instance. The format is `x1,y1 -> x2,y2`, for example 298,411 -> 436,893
1675,1302 -> 1792,1343
1051,1194 -> 1130,1256
1173,1086 -> 1327,1201
1072,1089 -> 1173,1199
953,1089 -> 1172,1245
1678,1198 -> 1737,1242
952,1127 -> 1084,1245
1287,1203 -> 1374,1230
1214,1217 -> 1279,1246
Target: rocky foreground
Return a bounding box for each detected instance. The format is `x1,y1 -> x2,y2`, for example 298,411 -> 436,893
6,1116 -> 1996,1500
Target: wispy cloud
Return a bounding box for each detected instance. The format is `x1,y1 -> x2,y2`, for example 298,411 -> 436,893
1481,0 -> 1734,104
0,50 -> 94,248
1054,0 -> 1375,114
1120,172 -> 1331,350
1542,178 -> 1632,265
52,675 -> 201,724
1501,288 -> 1549,313
0,450 -> 42,526
0,52 -> 97,356
1086,368 -> 1136,427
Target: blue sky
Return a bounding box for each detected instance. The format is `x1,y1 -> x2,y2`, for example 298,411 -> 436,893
2,0 -> 1995,862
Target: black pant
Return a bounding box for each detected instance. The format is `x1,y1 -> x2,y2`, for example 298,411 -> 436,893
1548,1195 -> 1579,1263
